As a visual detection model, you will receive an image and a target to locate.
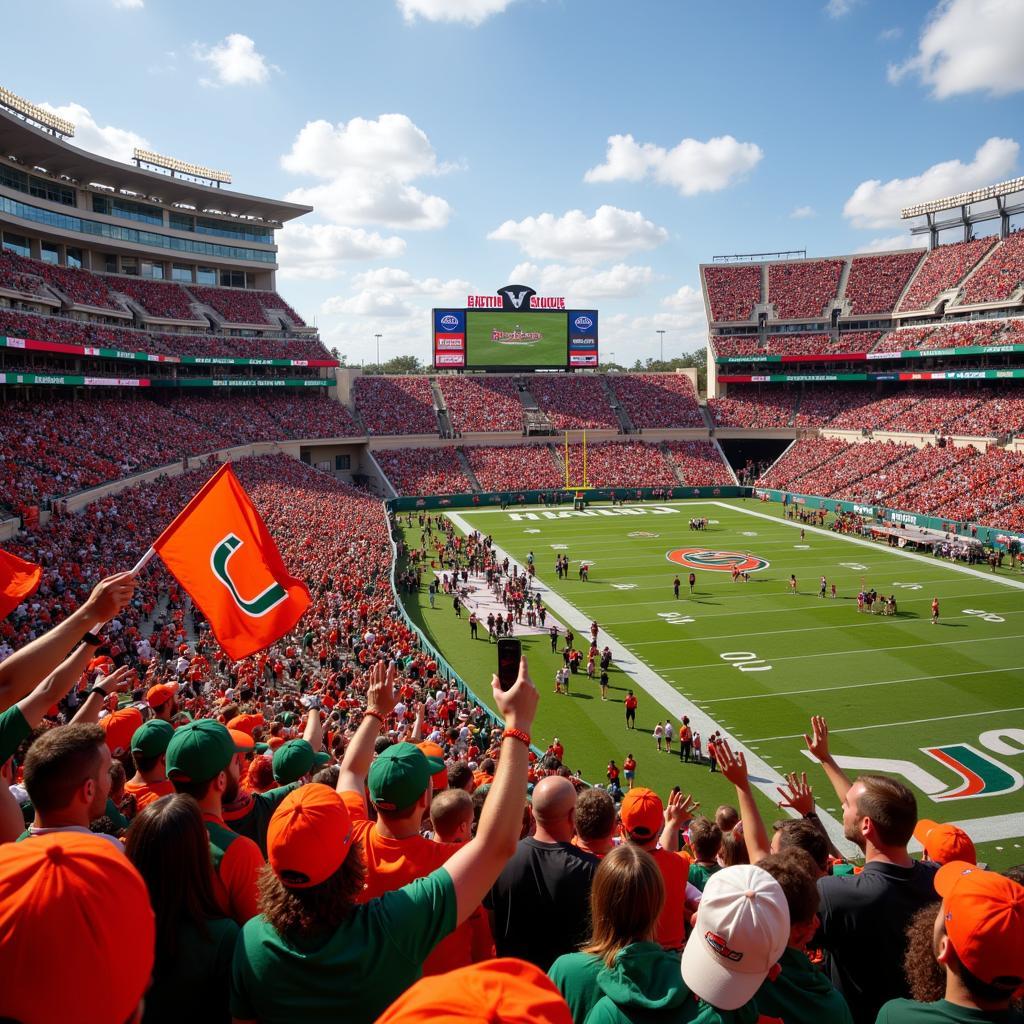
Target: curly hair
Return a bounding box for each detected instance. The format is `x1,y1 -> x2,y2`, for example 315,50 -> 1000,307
258,844 -> 366,944
903,902 -> 945,1003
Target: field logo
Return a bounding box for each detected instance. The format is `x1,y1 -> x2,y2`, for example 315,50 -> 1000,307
629,530 -> 659,538
666,548 -> 769,573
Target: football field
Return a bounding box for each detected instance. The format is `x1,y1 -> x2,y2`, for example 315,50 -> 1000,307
395,497 -> 1024,870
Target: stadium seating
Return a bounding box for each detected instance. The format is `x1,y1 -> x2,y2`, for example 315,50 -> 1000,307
898,238 -> 997,311
708,386 -> 796,428
562,441 -> 677,488
792,384 -> 879,427
0,249 -> 49,299
767,259 -> 843,319
758,438 -> 849,489
438,375 -> 523,433
188,286 -> 306,326
354,376 -> 438,435
374,446 -> 469,495
608,373 -> 704,428
844,251 -> 922,314
3,250 -> 122,310
107,276 -> 200,321
711,336 -> 765,358
702,264 -> 761,321
530,374 -> 619,430
462,444 -> 563,491
957,230 -> 1024,306
663,440 -> 734,485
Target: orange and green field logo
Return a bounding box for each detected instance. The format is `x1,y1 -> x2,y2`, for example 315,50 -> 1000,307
666,548 -> 770,573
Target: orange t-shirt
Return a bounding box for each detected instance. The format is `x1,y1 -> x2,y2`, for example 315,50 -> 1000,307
124,777 -> 174,811
650,846 -> 692,950
339,790 -> 485,975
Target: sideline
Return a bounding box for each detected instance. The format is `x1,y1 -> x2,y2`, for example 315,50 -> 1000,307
447,509 -> 860,857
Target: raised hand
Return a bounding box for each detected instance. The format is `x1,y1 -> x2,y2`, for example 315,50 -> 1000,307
493,656 -> 539,734
664,787 -> 699,829
803,715 -> 831,762
777,771 -> 815,815
365,659 -> 399,718
716,739 -> 749,788
82,573 -> 136,624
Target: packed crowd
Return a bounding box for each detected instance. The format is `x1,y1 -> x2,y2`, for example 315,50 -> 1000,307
898,238 -> 997,312
438,375 -> 523,433
767,259 -> 844,319
0,308 -> 333,363
608,373 -> 705,429
662,441 -> 735,486
186,286 -> 306,327
562,441 -> 679,488
708,386 -> 796,428
531,375 -> 620,431
354,376 -> 439,435
375,446 -> 470,496
712,333 -> 883,359
957,229 -> 1024,306
701,263 -> 761,322
844,252 -> 923,315
0,249 -> 122,310
107,277 -> 202,322
462,444 -> 564,492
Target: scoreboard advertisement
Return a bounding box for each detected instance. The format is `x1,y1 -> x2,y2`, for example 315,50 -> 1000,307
433,284 -> 598,371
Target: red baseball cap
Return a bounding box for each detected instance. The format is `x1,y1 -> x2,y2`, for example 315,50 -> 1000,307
935,861 -> 1024,988
619,787 -> 664,840
418,741 -> 448,792
0,833 -> 155,1024
375,958 -> 573,1024
268,785 -> 353,888
914,819 -> 977,865
146,682 -> 179,709
227,712 -> 265,735
100,706 -> 143,757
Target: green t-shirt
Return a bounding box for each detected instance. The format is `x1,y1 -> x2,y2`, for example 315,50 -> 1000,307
755,946 -> 854,1024
231,865 -> 457,1024
0,704 -> 30,763
143,917 -> 238,1024
876,999 -> 1022,1023
688,862 -> 721,892
223,783 -> 298,857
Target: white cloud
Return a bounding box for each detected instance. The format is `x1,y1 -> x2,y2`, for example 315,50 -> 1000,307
584,133 -> 763,197
192,34 -> 274,87
661,284 -> 705,314
790,205 -> 816,219
506,262 -> 655,300
487,206 -> 668,264
855,234 -> 920,253
113,0 -> 143,8
322,291 -> 415,318
37,101 -> 149,162
842,137 -> 1020,228
888,0 -> 1024,98
879,26 -> 903,41
825,0 -> 859,17
281,115 -> 454,230
396,0 -> 516,24
350,268 -> 470,303
276,224 -> 406,280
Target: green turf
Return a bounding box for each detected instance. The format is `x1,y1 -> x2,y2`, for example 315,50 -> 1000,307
395,497 -> 1024,870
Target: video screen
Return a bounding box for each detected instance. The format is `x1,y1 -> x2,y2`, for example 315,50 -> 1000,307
465,311 -> 569,368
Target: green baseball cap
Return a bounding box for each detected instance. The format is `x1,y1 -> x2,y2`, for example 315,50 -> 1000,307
368,742 -> 445,812
166,720 -> 248,783
272,739 -> 330,784
131,719 -> 175,758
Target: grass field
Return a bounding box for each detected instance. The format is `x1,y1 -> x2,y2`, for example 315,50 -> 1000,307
395,497 -> 1024,870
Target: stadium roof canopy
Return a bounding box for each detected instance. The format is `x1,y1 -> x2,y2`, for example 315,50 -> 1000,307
0,106 -> 310,225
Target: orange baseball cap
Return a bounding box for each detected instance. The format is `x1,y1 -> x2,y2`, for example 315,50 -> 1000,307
619,787 -> 664,840
268,784 -> 353,888
229,729 -> 256,752
375,957 -> 573,1024
227,712 -> 265,735
146,681 -> 179,708
418,741 -> 448,792
100,706 -> 143,757
935,861 -> 1024,987
914,819 -> 977,865
0,832 -> 155,1024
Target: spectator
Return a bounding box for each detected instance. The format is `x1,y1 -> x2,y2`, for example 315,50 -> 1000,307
703,263 -> 761,322
768,259 -> 843,319
573,786 -> 618,858
125,719 -> 176,811
687,816 -> 723,891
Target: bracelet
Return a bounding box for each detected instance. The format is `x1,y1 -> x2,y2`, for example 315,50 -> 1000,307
86,685 -> 110,699
363,709 -> 387,726
82,631 -> 103,647
502,727 -> 531,747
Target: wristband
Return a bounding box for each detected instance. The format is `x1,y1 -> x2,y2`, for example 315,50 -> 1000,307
804,810 -> 819,820
502,727 -> 531,747
86,685 -> 110,699
363,709 -> 387,726
82,631 -> 103,647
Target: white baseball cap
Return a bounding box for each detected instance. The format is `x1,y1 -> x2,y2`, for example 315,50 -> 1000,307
680,864 -> 790,1011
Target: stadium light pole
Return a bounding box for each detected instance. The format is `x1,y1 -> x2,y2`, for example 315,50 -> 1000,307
656,330 -> 665,364
375,333 -> 382,368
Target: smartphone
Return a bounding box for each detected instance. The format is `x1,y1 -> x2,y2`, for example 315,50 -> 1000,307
497,638 -> 522,692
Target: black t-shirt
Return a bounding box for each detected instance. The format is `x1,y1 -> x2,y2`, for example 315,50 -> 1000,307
816,859 -> 939,1024
485,837 -> 599,971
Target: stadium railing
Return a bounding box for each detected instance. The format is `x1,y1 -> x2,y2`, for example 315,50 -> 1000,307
384,486 -> 749,510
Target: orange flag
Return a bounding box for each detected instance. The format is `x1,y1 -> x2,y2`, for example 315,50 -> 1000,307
0,548 -> 42,621
152,463 -> 311,661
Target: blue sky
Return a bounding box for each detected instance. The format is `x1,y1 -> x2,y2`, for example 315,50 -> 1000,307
5,0 -> 1024,363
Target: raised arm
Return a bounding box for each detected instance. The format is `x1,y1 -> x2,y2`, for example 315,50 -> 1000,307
70,665 -> 134,724
444,656 -> 538,924
302,701 -> 323,753
717,740 -> 771,863
337,660 -> 397,797
0,573 -> 136,711
803,715 -> 853,805
17,642 -> 97,728
658,788 -> 700,853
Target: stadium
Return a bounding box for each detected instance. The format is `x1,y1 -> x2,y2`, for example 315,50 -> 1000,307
2,4 -> 1024,1020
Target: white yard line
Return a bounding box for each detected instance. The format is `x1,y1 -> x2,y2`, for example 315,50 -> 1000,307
447,509 -> 859,857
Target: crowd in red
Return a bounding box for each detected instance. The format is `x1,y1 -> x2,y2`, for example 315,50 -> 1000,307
712,333 -> 882,358
531,375 -> 620,430
186,286 -> 306,327
767,259 -> 844,319
898,238 -> 997,311
957,229 -> 1024,306
609,373 -> 704,428
108,277 -> 201,322
374,447 -> 470,496
844,252 -> 923,315
702,263 -> 761,321
354,376 -> 439,435
463,444 -> 563,491
438,375 -> 523,433
663,441 -> 735,486
708,386 -> 795,428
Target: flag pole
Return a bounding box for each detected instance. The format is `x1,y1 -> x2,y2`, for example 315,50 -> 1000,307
132,547 -> 156,575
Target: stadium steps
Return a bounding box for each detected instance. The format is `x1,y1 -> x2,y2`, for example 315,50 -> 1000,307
834,257 -> 853,310
518,383 -> 556,435
788,392 -> 802,427
892,252 -> 928,314
602,376 -> 634,434
455,448 -> 483,492
548,441 -> 567,478
659,442 -> 688,485
699,403 -> 715,430
430,380 -> 452,437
